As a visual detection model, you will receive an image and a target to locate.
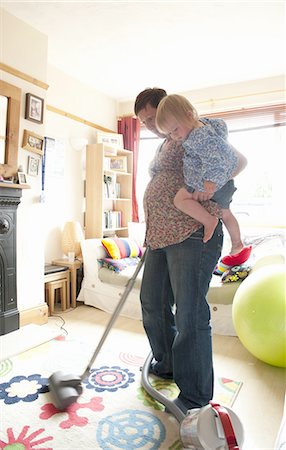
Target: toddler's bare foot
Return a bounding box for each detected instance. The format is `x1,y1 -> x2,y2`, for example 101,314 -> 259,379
221,246 -> 252,266
203,217 -> 219,243
230,242 -> 244,255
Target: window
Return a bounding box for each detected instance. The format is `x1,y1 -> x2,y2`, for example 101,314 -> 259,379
228,125 -> 285,228
137,127 -> 163,221
216,105 -> 286,243
137,104 -> 286,244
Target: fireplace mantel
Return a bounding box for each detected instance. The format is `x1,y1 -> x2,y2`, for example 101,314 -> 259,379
0,183 -> 30,189
0,186 -> 22,335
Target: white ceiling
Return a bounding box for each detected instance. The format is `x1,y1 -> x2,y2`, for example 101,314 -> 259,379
1,1 -> 285,101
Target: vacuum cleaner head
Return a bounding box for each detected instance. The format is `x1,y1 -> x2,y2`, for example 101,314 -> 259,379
48,371 -> 83,410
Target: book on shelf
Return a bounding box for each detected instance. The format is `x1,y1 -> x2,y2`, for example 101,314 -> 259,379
103,210 -> 122,230
115,182 -> 121,198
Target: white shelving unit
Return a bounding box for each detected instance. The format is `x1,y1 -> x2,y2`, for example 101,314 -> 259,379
85,143 -> 133,238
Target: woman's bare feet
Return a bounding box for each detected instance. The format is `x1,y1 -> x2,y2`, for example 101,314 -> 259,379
203,216 -> 219,243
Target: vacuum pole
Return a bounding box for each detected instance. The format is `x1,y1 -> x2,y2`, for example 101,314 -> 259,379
81,249 -> 147,380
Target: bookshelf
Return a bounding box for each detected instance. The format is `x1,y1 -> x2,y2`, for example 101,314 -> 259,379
85,143 -> 133,238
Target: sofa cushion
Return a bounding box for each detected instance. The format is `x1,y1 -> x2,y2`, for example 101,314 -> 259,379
98,256 -> 140,273
101,237 -> 142,259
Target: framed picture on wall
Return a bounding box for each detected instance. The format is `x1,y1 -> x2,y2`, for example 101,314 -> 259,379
22,129 -> 44,156
25,93 -> 44,124
27,155 -> 40,176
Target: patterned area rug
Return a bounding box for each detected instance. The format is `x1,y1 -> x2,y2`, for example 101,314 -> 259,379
0,336 -> 242,449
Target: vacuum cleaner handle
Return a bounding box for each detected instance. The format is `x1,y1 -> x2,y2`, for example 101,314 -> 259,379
141,351 -> 186,424
81,248 -> 148,380
210,402 -> 240,450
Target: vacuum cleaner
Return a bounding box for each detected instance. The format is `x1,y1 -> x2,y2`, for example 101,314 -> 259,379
141,352 -> 244,449
49,247 -> 244,449
48,249 -> 147,410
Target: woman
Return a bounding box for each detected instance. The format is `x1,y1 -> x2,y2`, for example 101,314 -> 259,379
134,88 -> 223,413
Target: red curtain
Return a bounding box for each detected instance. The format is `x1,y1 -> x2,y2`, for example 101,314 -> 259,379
117,116 -> 140,222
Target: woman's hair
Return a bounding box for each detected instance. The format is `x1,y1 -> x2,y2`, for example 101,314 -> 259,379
134,88 -> 167,115
156,94 -> 198,134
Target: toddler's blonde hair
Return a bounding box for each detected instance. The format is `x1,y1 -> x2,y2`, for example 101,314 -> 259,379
156,94 -> 198,134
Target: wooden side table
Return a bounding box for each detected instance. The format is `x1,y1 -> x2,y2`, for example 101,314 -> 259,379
52,258 -> 82,308
44,269 -> 71,314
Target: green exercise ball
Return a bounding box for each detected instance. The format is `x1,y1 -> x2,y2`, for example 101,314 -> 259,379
232,264 -> 286,368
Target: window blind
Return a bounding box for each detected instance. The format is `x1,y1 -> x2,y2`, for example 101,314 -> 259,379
205,103 -> 286,132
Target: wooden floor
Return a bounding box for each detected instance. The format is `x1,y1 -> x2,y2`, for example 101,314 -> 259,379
45,304 -> 285,450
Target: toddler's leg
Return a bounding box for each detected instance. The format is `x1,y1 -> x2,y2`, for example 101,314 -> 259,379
221,208 -> 243,254
174,188 -> 218,243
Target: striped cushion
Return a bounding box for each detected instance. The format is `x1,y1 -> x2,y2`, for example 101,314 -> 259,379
101,237 -> 142,260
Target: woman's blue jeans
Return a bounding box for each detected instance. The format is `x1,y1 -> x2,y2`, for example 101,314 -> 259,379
140,222 -> 223,409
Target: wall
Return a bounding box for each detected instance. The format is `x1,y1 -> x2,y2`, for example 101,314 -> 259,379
1,9 -> 48,312
0,9 -> 117,313
44,65 -> 117,261
117,75 -> 285,117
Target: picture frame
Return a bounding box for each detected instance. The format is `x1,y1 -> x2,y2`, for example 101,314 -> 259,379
25,93 -> 44,124
27,155 -> 40,176
96,131 -> 123,149
22,129 -> 44,156
109,156 -> 127,172
18,171 -> 28,185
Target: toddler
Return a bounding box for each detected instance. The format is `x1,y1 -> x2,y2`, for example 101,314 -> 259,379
156,94 -> 251,260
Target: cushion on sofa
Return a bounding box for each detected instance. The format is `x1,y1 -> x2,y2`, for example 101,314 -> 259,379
101,237 -> 142,259
98,256 -> 140,273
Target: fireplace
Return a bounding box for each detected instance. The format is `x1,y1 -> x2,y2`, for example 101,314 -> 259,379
0,186 -> 22,335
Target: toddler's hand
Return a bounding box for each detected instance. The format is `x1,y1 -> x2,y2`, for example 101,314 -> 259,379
204,180 -> 216,196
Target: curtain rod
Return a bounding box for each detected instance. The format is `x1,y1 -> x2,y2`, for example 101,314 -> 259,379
117,88 -> 285,118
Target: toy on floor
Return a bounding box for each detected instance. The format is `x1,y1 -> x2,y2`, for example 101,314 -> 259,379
232,264 -> 286,368
221,264 -> 251,284
214,245 -> 252,276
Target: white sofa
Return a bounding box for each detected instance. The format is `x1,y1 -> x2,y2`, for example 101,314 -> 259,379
77,237 -> 284,336
78,238 -> 143,320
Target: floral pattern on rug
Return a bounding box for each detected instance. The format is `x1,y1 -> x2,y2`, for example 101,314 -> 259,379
0,359 -> 13,378
83,366 -> 135,392
137,378 -> 180,411
0,374 -> 48,405
1,337 -> 242,449
0,425 -> 53,449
